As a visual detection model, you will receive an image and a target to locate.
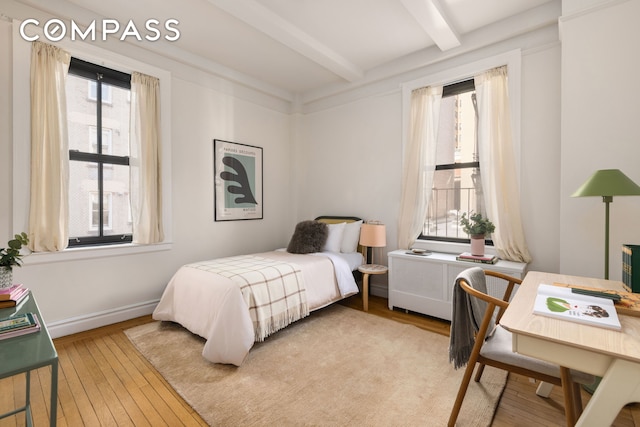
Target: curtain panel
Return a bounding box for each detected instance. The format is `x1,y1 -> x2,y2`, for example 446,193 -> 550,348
28,41 -> 71,252
130,72 -> 164,244
397,86 -> 442,250
474,66 -> 531,263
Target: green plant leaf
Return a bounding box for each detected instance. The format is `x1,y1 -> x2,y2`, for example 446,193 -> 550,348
546,297 -> 570,312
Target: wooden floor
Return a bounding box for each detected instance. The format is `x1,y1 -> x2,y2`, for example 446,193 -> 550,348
0,294 -> 638,426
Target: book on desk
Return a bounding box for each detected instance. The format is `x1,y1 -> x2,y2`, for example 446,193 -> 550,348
533,284 -> 622,331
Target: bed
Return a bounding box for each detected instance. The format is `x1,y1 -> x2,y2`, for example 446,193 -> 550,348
152,216 -> 364,366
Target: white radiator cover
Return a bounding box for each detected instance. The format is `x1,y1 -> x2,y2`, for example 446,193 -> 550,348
388,250 -> 528,321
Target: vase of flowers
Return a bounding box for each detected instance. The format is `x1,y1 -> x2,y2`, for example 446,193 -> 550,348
0,232 -> 29,289
460,212 -> 495,256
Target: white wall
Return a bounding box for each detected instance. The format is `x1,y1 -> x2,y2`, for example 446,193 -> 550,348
296,91 -> 401,229
520,45 -> 562,273
0,6 -> 293,335
560,0 -> 640,280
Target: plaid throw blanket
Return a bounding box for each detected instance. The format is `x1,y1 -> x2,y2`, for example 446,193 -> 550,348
187,256 -> 309,342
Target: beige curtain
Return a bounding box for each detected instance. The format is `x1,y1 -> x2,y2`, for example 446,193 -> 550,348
474,66 -> 531,262
397,86 -> 442,249
130,72 -> 164,244
28,41 -> 70,252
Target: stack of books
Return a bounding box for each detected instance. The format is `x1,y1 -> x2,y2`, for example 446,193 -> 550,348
0,284 -> 30,309
456,252 -> 499,264
0,312 -> 41,340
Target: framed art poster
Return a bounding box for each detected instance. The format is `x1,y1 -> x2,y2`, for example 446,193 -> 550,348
214,139 -> 263,221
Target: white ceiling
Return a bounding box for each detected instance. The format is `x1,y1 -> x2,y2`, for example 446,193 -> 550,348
14,0 -> 559,103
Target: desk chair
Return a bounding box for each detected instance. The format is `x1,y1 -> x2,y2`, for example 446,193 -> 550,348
448,267 -> 594,427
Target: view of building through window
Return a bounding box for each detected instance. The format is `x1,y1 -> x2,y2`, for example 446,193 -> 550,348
422,85 -> 487,240
66,67 -> 132,245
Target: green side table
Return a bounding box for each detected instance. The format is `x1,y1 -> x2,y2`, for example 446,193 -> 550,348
0,291 -> 58,426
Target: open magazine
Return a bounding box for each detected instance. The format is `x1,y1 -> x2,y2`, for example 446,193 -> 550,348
533,284 -> 622,331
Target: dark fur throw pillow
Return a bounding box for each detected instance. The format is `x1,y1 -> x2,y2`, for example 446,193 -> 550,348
287,220 -> 328,254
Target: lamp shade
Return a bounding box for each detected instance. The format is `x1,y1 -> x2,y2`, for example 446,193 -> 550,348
359,222 -> 386,248
572,169 -> 640,198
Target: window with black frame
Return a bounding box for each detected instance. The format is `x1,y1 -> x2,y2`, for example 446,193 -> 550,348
420,78 -> 491,244
67,58 -> 133,247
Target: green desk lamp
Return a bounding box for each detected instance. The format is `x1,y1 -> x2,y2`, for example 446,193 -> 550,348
572,169 -> 640,279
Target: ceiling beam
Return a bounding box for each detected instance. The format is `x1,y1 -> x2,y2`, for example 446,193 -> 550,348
401,0 -> 461,51
207,0 -> 363,82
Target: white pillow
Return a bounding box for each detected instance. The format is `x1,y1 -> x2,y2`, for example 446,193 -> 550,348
323,222 -> 345,253
340,220 -> 363,253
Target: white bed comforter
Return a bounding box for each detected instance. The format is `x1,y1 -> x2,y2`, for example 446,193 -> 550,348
152,250 -> 359,366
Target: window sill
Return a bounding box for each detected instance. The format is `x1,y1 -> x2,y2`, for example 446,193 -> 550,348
22,241 -> 172,266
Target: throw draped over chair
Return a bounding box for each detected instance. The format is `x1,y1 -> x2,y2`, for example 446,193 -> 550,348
448,267 -> 595,427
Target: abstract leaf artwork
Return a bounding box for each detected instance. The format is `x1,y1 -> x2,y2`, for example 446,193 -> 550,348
214,139 -> 263,221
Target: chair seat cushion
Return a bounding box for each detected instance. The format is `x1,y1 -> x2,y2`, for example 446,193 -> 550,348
481,325 -> 595,385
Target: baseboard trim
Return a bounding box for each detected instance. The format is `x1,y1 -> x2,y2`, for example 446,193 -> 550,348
47,299 -> 159,339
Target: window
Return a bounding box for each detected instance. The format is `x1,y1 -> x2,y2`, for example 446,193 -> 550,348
90,127 -> 112,154
90,192 -> 112,230
421,79 -> 490,243
67,58 -> 132,246
13,34 -> 172,261
88,80 -> 112,104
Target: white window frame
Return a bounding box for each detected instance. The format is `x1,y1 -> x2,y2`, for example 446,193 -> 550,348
401,50 -> 522,254
11,20 -> 173,264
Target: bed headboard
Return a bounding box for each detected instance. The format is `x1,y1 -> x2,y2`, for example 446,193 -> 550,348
315,215 -> 364,255
315,215 -> 362,224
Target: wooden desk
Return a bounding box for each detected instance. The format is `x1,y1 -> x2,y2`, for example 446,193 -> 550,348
500,271 -> 640,426
0,292 -> 58,426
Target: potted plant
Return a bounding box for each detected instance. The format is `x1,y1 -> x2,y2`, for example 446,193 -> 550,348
460,212 -> 495,256
0,232 -> 29,289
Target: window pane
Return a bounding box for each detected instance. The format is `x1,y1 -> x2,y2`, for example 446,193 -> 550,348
69,160 -> 98,238
67,74 -> 94,153
103,164 -> 132,237
90,192 -> 104,229
91,192 -> 112,230
88,127 -> 114,155
435,91 -> 477,165
67,76 -> 130,156
88,80 -> 97,101
102,83 -> 130,157
68,162 -> 131,239
87,81 -> 112,103
424,168 -> 485,238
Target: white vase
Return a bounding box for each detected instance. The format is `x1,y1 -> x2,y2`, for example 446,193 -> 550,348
470,235 -> 485,256
0,267 -> 12,289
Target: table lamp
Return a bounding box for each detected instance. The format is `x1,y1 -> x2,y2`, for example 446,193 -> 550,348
572,169 -> 640,279
359,221 -> 386,265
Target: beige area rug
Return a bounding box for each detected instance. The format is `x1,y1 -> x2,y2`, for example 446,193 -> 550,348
125,305 -> 507,426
